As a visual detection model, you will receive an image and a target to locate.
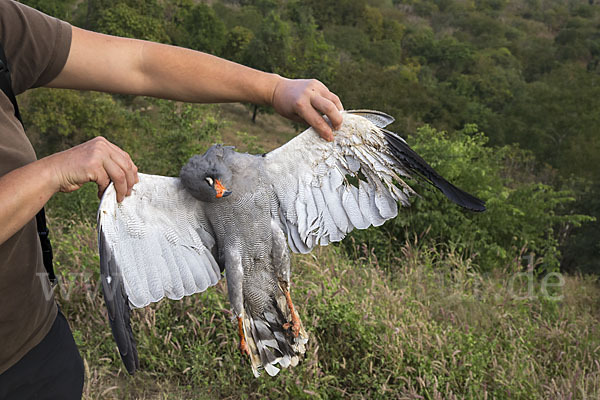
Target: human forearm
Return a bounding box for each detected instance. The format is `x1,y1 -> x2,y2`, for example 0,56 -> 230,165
49,26 -> 343,140
49,27 -> 279,104
0,137 -> 138,246
0,158 -> 57,245
138,42 -> 281,105
137,44 -> 344,137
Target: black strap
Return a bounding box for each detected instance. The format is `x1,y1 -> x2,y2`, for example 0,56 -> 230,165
35,208 -> 55,284
0,45 -> 22,122
0,44 -> 56,285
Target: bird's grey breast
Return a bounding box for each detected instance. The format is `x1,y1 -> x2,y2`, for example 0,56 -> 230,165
205,154 -> 280,315
206,153 -> 274,256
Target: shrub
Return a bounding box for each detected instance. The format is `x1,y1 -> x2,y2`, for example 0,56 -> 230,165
22,90 -> 222,221
347,124 -> 592,272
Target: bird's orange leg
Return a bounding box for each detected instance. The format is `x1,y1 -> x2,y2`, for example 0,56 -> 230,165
237,316 -> 251,357
282,286 -> 301,337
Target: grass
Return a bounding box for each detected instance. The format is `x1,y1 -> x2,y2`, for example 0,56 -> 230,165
37,100 -> 599,398
48,217 -> 600,399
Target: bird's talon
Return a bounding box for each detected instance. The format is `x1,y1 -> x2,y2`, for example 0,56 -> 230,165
238,339 -> 251,357
282,286 -> 301,337
237,316 -> 251,357
283,320 -> 300,337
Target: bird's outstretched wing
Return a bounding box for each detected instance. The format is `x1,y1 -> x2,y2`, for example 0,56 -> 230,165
98,173 -> 221,373
264,110 -> 485,254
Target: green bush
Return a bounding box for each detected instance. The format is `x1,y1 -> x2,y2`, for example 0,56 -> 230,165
49,220 -> 600,399
22,90 -> 222,221
127,98 -> 223,176
348,124 -> 592,272
22,89 -> 129,155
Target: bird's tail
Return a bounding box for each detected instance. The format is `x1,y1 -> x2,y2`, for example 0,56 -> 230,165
242,288 -> 308,377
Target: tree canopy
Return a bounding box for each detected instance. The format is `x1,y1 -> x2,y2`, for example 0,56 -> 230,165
20,0 -> 600,272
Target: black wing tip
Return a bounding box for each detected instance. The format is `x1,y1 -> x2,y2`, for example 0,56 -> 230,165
382,129 -> 486,212
120,311 -> 140,375
100,247 -> 140,375
464,197 -> 486,212
122,349 -> 139,375
463,201 -> 486,212
113,310 -> 139,375
435,178 -> 486,212
114,301 -> 140,375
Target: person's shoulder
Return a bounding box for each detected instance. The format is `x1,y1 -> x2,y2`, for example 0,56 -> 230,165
0,0 -> 30,19
0,1 -> 48,46
0,1 -> 72,94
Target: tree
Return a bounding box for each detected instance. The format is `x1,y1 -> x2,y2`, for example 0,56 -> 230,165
241,11 -> 293,121
82,0 -> 169,43
299,0 -> 366,27
20,0 -> 77,21
177,3 -> 227,55
222,26 -> 255,63
285,4 -> 337,83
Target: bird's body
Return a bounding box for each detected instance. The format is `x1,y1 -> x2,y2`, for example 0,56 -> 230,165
181,146 -> 308,376
98,110 -> 485,377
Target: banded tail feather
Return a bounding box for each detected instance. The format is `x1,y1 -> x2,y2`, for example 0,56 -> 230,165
243,293 -> 308,377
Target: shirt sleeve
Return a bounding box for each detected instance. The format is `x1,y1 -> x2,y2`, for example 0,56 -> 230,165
0,0 -> 72,95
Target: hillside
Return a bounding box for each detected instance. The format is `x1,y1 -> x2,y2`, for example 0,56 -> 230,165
49,216 -> 600,399
37,102 -> 599,398
12,0 -> 600,397
20,0 -> 599,271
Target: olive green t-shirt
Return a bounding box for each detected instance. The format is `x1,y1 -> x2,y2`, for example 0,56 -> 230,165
0,0 -> 72,374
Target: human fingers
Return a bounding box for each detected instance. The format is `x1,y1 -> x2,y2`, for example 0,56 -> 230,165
289,80 -> 343,139
81,137 -> 136,200
86,137 -> 134,202
102,157 -> 129,202
324,91 -> 344,129
105,142 -> 138,195
311,94 -> 344,132
299,103 -> 334,141
95,166 -> 111,200
327,91 -> 344,113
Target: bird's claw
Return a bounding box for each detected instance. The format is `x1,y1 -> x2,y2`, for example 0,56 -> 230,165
283,320 -> 300,337
237,316 -> 251,357
282,286 -> 301,337
238,338 -> 251,357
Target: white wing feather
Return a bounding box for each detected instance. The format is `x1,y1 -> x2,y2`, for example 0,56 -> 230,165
98,173 -> 221,309
264,111 -> 415,253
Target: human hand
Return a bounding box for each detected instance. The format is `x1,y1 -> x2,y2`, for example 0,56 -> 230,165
271,77 -> 344,141
44,136 -> 139,202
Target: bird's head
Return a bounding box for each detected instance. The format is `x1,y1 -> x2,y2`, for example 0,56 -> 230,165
180,144 -> 233,202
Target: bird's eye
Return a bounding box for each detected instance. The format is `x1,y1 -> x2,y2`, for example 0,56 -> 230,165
205,177 -> 214,186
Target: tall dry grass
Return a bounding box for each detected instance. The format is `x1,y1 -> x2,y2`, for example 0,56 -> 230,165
47,219 -> 600,399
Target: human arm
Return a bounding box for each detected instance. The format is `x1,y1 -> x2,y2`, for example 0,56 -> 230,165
0,137 -> 137,245
2,16 -> 342,244
47,27 -> 343,141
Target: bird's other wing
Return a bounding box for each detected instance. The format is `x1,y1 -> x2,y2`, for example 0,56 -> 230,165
98,173 -> 221,373
264,110 -> 485,254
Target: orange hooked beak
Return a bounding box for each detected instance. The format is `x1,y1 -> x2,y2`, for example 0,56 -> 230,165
214,179 -> 231,198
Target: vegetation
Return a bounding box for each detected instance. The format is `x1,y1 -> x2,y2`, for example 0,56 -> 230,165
14,0 -> 600,397
51,220 -> 600,399
21,0 -> 599,272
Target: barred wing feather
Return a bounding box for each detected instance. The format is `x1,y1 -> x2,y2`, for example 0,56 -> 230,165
264,110 -> 414,253
98,173 -> 221,373
264,110 -> 485,254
